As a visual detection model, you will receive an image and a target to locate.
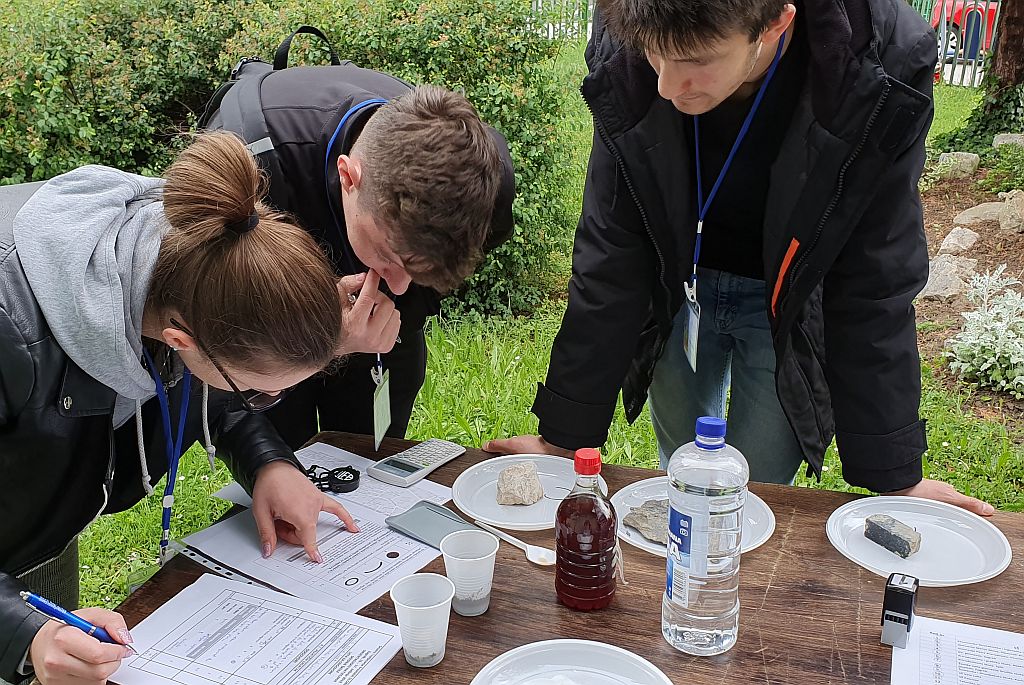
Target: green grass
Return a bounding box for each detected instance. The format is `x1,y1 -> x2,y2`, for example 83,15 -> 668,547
76,39 -> 1019,610
929,83 -> 983,143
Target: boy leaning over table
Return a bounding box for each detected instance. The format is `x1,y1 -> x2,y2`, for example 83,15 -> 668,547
486,0 -> 994,516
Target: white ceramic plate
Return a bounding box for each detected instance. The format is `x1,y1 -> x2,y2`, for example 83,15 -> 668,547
825,496 -> 1012,587
452,455 -> 608,531
470,639 -> 673,685
610,476 -> 775,558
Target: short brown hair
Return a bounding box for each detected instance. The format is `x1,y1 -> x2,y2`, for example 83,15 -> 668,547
152,131 -> 341,372
352,85 -> 503,292
599,0 -> 787,56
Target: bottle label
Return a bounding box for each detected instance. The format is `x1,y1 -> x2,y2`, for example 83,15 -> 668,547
666,489 -> 710,609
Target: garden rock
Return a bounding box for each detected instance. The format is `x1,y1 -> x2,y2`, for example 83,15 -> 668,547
936,152 -> 980,179
920,254 -> 978,301
993,133 -> 1024,149
999,190 -> 1024,233
938,226 -> 980,255
954,202 -> 1004,227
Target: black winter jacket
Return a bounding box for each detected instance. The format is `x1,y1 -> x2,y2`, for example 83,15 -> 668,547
0,183 -> 302,682
533,0 -> 935,492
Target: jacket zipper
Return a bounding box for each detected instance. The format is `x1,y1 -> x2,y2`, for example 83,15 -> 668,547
582,93 -> 672,304
786,77 -> 892,293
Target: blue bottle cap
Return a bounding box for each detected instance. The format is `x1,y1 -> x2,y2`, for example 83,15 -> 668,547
695,416 -> 727,439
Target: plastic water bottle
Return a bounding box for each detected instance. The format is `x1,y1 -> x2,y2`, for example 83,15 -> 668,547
662,416 -> 749,655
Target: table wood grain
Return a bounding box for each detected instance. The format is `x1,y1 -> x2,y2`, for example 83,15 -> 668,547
115,432 -> 1024,684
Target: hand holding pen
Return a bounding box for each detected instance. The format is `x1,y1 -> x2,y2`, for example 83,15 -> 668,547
22,592 -> 135,685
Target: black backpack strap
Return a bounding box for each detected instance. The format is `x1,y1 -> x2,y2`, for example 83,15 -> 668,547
216,72 -> 289,209
274,26 -> 341,70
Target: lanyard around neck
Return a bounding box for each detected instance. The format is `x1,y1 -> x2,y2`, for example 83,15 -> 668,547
688,31 -> 788,291
142,347 -> 192,565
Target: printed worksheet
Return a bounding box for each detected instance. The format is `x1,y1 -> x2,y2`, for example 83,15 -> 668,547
185,508 -> 438,613
113,574 -> 400,685
213,442 -> 453,517
890,615 -> 1024,685
191,443 -> 455,612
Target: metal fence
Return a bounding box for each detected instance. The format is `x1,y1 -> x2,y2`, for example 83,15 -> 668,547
913,0 -> 1003,88
532,0 -> 593,40
530,0 -> 1002,89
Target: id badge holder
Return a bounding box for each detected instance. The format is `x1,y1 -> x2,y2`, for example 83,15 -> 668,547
682,281 -> 700,373
371,364 -> 391,451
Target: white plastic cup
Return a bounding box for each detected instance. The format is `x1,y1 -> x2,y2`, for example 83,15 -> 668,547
390,573 -> 455,668
440,530 -> 500,617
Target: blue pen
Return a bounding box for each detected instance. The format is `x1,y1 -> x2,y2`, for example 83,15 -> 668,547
20,592 -> 136,655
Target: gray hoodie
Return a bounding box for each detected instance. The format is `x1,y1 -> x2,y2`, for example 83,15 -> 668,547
13,165 -> 167,427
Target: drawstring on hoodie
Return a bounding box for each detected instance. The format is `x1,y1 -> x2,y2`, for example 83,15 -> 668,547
202,383 -> 216,471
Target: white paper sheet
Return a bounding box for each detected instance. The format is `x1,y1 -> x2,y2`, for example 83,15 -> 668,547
113,574 -> 400,685
213,442 -> 452,515
189,443 -> 452,613
891,615 -> 1024,685
184,509 -> 440,613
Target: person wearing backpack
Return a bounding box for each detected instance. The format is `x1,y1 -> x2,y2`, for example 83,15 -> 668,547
0,132 -> 363,685
202,28 -> 515,449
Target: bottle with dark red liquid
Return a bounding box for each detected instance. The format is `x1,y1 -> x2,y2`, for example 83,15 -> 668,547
555,448 -> 617,611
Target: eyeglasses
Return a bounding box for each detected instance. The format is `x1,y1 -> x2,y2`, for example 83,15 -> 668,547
170,318 -> 292,414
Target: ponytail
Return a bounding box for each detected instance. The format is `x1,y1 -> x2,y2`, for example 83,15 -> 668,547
149,131 -> 340,371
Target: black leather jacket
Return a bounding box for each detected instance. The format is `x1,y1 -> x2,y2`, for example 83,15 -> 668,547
0,182 -> 302,681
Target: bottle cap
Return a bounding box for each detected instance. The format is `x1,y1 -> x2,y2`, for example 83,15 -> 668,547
695,416 -> 727,439
574,448 -> 602,476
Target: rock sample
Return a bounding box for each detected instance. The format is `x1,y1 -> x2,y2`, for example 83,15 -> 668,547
936,152 -> 980,179
623,499 -> 670,544
999,189 -> 1024,233
937,226 -> 980,255
864,514 -> 921,559
954,202 -> 1004,227
920,254 -> 978,301
495,461 -> 544,505
993,133 -> 1024,149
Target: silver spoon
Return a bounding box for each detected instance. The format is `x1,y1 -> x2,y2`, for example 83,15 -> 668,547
474,520 -> 556,567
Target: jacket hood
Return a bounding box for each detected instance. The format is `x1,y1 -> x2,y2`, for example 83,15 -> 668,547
582,0 -> 876,137
13,165 -> 167,422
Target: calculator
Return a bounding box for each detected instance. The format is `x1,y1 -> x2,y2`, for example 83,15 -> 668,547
366,439 -> 467,487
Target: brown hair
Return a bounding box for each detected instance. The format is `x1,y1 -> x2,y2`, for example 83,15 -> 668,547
599,0 -> 788,56
352,85 -> 503,292
151,131 -> 341,372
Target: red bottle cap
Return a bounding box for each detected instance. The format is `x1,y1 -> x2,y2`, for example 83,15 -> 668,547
574,448 -> 602,476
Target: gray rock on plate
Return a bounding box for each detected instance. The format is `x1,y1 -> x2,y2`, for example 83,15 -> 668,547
864,513 -> 921,559
623,498 -> 670,544
495,461 -> 545,505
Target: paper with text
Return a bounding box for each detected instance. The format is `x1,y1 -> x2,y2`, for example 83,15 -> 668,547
190,442 -> 452,612
891,616 -> 1024,685
113,574 -> 400,685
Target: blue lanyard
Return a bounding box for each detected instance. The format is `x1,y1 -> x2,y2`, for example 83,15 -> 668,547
324,98 -> 388,275
142,347 -> 192,565
324,98 -> 391,381
688,31 -> 787,292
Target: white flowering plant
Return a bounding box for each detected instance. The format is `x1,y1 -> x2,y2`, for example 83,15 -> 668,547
945,265 -> 1024,398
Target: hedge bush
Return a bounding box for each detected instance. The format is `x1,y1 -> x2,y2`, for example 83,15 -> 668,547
1,0 -> 576,314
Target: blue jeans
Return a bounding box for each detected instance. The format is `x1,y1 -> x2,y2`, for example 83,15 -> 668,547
649,268 -> 804,483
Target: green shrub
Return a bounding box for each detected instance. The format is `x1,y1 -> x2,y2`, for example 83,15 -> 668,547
1,0 -> 577,314
979,143 -> 1024,194
945,266 -> 1024,399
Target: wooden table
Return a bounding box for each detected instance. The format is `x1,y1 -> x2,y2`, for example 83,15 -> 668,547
116,432 -> 1024,684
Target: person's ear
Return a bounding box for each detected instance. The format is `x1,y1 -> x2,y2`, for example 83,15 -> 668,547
337,155 -> 363,196
762,3 -> 797,44
161,325 -> 197,353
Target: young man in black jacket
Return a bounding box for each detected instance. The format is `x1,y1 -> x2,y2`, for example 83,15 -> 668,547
487,0 -> 992,515
208,70 -> 515,449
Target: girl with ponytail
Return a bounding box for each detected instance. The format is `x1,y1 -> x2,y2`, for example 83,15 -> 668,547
0,132 -> 358,685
